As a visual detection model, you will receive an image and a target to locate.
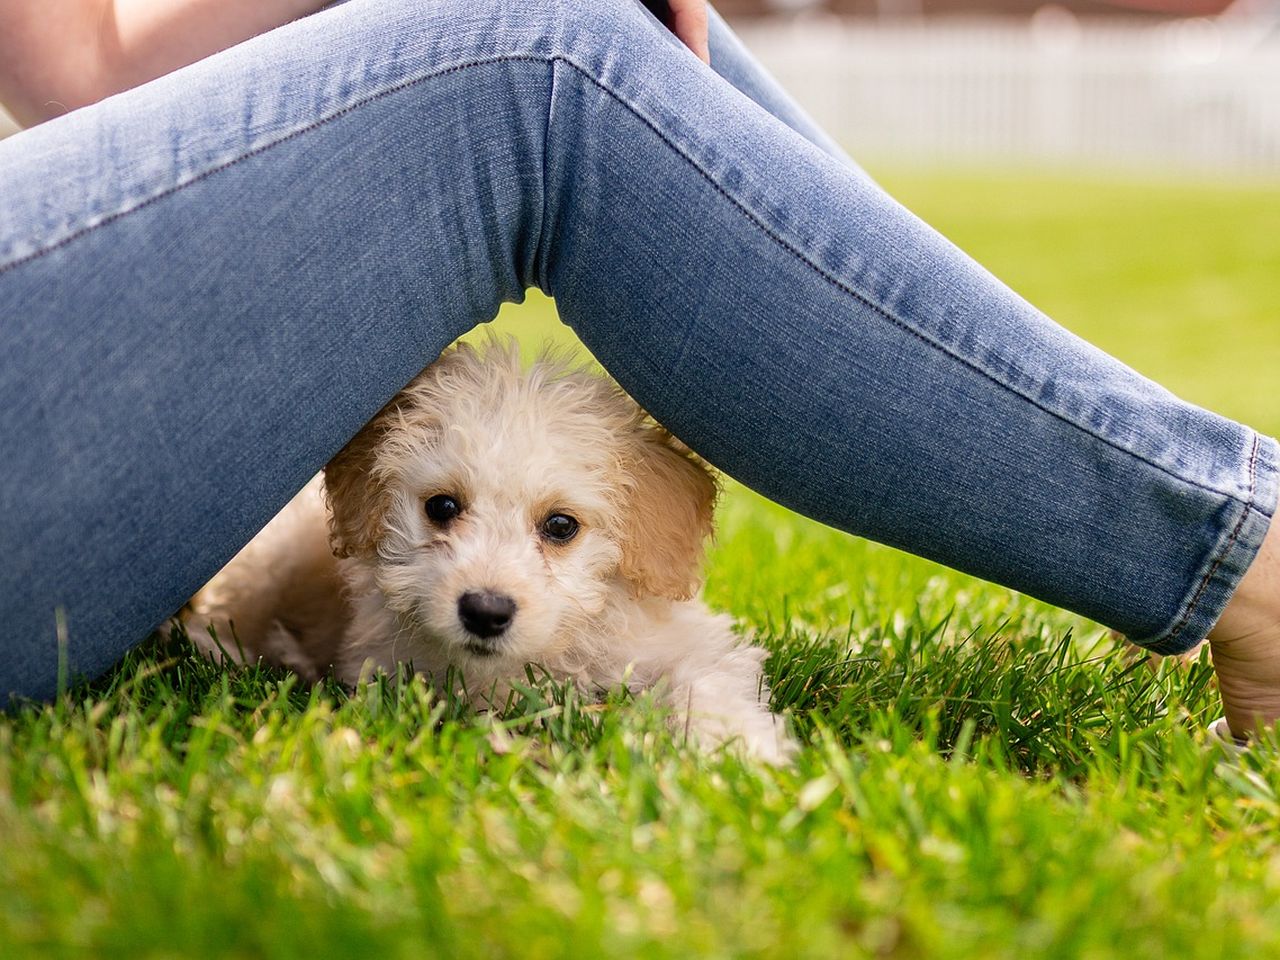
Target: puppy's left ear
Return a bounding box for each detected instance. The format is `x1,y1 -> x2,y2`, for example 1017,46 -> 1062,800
619,427 -> 718,601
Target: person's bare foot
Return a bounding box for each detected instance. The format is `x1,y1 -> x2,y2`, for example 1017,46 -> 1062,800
1207,513 -> 1280,739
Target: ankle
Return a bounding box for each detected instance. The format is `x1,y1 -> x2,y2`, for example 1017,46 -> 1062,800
1208,514 -> 1280,646
1205,516 -> 1280,737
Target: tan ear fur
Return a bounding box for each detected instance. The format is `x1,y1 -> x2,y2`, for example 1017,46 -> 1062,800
618,427 -> 718,601
322,343 -> 477,559
323,412 -> 395,560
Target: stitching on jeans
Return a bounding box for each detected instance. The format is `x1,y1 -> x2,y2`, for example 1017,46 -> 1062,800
1161,432 -> 1260,645
0,54 -> 553,277
532,58 -> 558,295
2,46 -> 1264,517
552,60 -> 1264,511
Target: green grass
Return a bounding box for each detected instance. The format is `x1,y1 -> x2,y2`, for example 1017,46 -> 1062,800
4,168 -> 1280,958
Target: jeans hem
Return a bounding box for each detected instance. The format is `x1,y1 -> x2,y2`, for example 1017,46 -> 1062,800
1138,431 -> 1280,656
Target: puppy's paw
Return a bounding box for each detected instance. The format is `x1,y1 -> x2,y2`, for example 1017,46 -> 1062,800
681,701 -> 798,766
737,715 -> 799,766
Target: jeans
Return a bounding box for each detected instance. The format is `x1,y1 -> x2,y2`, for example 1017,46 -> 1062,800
0,0 -> 1275,702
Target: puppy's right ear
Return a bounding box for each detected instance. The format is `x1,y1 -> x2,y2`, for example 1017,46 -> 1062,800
323,416 -> 393,560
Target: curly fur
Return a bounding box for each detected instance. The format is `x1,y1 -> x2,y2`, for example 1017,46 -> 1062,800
186,341 -> 794,763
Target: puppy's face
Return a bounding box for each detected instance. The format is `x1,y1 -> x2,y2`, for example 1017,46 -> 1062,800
366,410 -> 624,666
324,344 -> 717,670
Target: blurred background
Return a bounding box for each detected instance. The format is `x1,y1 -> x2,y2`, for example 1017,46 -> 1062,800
3,0 -> 1278,169
3,0 -> 1279,172
725,0 -> 1280,174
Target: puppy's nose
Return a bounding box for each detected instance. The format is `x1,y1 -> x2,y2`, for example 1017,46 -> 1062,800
457,591 -> 517,638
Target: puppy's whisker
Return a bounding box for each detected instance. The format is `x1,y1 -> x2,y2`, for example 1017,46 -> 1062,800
384,613 -> 422,671
381,539 -> 436,562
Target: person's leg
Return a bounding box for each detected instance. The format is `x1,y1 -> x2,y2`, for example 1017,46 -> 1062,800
696,4 -> 867,174
695,6 -> 1280,740
1,0 -> 1274,712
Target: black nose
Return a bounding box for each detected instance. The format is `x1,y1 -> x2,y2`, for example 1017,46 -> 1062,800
457,591 -> 517,638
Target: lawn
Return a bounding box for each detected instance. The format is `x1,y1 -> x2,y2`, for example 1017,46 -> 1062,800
3,168 -> 1280,958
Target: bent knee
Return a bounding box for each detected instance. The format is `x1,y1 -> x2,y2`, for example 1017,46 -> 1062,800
339,0 -> 662,67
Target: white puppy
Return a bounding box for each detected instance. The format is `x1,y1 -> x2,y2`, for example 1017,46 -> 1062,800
186,341 -> 794,763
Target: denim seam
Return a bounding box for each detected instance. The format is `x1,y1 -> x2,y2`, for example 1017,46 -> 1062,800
2,49 -> 1262,515
532,57 -> 559,296
1158,431 -> 1260,647
552,61 -> 1264,512
0,54 -> 555,278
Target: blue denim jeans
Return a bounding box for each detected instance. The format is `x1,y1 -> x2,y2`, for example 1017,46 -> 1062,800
0,0 -> 1275,701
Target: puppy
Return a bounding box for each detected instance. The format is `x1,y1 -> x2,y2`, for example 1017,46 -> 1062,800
186,341 -> 794,763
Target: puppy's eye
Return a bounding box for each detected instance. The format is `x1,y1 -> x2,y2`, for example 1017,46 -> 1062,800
425,494 -> 461,524
541,513 -> 579,542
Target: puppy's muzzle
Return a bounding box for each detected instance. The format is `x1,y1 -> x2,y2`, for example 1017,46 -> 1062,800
457,591 -> 517,640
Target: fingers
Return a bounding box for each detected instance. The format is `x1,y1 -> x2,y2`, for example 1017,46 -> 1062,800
667,0 -> 710,64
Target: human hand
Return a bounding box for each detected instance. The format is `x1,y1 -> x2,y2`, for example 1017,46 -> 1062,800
666,0 -> 710,64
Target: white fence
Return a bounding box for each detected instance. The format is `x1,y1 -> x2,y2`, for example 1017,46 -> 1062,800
734,15 -> 1280,174
5,17 -> 1278,174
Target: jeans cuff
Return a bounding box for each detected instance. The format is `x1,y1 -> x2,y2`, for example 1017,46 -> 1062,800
1140,431 -> 1280,656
